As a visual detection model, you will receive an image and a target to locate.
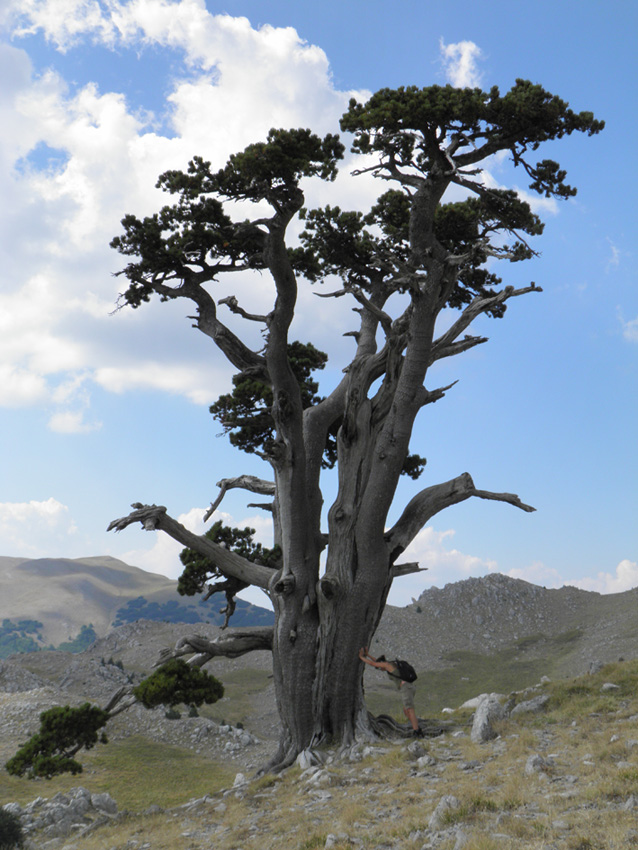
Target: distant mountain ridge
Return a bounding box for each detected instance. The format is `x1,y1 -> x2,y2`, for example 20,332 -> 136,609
0,555 -> 274,653
1,566 -> 637,739
1,556 -> 636,681
375,571 -> 638,681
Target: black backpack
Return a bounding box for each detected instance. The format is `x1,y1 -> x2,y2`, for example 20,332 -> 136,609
390,659 -> 417,683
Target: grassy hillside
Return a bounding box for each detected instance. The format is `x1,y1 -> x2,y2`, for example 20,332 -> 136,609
0,556 -> 273,650
1,660 -> 637,849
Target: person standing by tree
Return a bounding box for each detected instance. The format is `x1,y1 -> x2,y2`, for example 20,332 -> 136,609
359,647 -> 423,737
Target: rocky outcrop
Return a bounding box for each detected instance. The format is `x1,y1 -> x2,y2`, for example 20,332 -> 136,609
376,572 -> 638,678
0,660 -> 48,692
2,787 -> 119,847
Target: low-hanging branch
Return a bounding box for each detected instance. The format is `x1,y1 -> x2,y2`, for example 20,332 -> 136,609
154,628 -> 274,668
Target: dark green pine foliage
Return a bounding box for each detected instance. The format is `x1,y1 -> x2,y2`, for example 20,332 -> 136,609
5,703 -> 110,779
178,521 -> 281,626
132,658 -> 224,709
301,188 -> 541,318
0,807 -> 24,850
340,81 -> 602,177
110,128 -> 344,309
209,340 -> 330,461
209,338 -> 424,476
178,520 -> 281,598
334,80 -> 602,312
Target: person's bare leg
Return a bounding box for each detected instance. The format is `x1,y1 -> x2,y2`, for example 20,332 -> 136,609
405,707 -> 419,731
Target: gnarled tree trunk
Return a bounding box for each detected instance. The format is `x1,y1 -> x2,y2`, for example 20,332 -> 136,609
108,81 -> 600,768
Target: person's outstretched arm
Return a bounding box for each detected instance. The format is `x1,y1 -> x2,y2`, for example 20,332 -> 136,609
359,647 -> 395,673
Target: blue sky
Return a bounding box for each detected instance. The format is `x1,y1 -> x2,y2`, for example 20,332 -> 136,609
0,0 -> 636,607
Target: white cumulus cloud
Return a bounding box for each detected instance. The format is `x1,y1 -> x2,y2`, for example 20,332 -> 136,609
388,526 -> 498,605
567,559 -> 638,594
439,39 -> 483,88
620,314 -> 638,343
0,0 -> 369,416
504,561 -> 564,589
48,409 -> 102,433
10,0 -> 118,48
0,365 -> 48,406
0,497 -> 78,556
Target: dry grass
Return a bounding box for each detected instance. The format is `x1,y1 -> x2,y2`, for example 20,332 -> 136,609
4,660 -> 638,849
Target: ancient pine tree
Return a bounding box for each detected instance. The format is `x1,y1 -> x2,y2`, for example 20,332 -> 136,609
107,81 -> 602,769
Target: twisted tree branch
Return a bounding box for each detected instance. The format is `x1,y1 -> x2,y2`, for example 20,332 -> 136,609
431,284 -> 542,363
154,628 -> 274,668
385,472 -> 535,557
107,503 -> 273,589
204,475 -> 276,522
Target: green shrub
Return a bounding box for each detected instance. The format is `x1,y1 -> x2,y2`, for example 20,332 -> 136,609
56,624 -> 97,653
133,658 -> 223,709
0,808 -> 24,849
5,703 -> 109,779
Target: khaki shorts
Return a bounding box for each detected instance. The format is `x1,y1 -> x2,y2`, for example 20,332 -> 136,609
399,681 -> 416,710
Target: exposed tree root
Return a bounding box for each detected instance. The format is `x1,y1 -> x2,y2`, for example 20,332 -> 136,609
370,712 -> 454,739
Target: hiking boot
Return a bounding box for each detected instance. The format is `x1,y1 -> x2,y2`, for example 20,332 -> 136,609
412,728 -> 424,738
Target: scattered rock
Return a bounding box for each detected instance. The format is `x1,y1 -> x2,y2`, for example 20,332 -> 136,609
90,793 -> 117,815
460,692 -> 506,710
471,695 -> 506,743
510,694 -> 550,716
524,754 -> 555,776
325,834 -> 352,848
296,749 -> 323,769
2,787 -> 118,843
406,741 -> 427,759
428,795 -> 460,830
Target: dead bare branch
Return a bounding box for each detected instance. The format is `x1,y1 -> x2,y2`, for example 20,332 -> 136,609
390,562 -> 426,578
218,294 -> 270,324
430,334 -> 488,363
432,284 -> 542,361
154,628 -> 274,668
108,503 -> 273,589
204,475 -> 276,521
416,380 -> 459,407
385,473 -> 535,556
